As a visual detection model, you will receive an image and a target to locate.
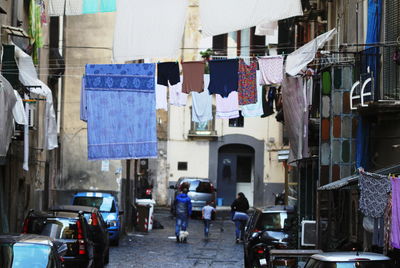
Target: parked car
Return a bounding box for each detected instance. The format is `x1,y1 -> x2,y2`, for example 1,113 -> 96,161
0,233 -> 66,268
72,192 -> 122,246
51,205 -> 110,267
243,205 -> 298,268
170,177 -> 216,214
305,252 -> 395,267
23,209 -> 95,268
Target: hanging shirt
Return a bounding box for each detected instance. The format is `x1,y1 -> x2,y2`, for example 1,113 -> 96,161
182,61 -> 205,93
169,80 -> 188,107
113,0 -> 188,61
258,56 -> 284,85
216,91 -> 239,119
208,59 -> 239,97
192,75 -> 212,123
359,172 -> 391,218
238,59 -> 257,105
12,90 -> 28,125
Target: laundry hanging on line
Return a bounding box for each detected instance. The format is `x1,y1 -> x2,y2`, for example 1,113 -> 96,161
83,63 -> 157,160
48,0 -> 116,16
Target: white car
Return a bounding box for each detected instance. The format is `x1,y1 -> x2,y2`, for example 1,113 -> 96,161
305,252 -> 394,268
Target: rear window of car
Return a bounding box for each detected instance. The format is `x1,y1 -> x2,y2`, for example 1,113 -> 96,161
306,259 -> 394,268
181,180 -> 213,193
73,196 -> 116,212
29,218 -> 78,239
256,212 -> 297,230
0,243 -> 52,268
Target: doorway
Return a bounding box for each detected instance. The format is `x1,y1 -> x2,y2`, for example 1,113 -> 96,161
217,144 -> 254,206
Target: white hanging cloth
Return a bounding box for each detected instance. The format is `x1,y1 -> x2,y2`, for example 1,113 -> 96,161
12,90 -> 28,125
199,0 -> 303,37
255,21 -> 278,36
285,28 -> 337,76
14,46 -> 58,151
48,0 -> 83,16
113,0 -> 189,62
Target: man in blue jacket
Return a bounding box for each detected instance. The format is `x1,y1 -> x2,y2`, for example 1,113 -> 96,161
174,187 -> 192,243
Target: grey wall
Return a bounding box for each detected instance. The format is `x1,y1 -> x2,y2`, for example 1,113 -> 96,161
208,134 -> 265,207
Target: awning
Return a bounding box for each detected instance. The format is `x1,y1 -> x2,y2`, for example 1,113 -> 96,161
318,163 -> 400,191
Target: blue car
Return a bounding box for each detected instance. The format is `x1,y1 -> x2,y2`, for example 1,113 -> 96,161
72,192 -> 122,246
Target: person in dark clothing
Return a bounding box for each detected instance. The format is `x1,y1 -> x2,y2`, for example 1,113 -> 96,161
174,187 -> 192,243
231,192 -> 250,243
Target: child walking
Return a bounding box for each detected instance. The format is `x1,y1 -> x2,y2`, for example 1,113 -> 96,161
202,201 -> 216,238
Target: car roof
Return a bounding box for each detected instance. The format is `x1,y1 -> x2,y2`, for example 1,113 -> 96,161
311,252 -> 391,262
259,205 -> 296,213
74,192 -> 113,198
0,234 -> 54,246
51,205 -> 99,213
30,210 -> 81,219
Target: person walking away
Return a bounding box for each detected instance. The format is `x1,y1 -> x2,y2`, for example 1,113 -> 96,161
174,187 -> 192,243
202,201 -> 216,238
231,192 -> 250,243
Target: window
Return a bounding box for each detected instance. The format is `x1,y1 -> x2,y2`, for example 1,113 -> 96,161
73,197 -> 116,212
189,106 -> 216,136
229,111 -> 244,127
177,162 -> 187,171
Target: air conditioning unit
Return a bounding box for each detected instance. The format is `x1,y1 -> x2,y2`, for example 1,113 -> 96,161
301,220 -> 316,247
28,106 -> 35,127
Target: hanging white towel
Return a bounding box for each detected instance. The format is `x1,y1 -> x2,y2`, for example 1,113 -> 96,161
156,84 -> 168,111
216,91 -> 239,119
169,80 -> 188,107
12,90 -> 28,125
192,75 -> 212,123
285,28 -> 337,76
199,0 -> 303,37
255,21 -> 278,36
15,46 -> 58,151
48,0 -> 83,16
113,0 -> 189,61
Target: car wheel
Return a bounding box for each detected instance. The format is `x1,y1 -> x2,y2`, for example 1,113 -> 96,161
104,249 -> 109,264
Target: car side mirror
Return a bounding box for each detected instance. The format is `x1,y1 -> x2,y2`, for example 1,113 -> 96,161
169,185 -> 176,190
119,211 -> 124,215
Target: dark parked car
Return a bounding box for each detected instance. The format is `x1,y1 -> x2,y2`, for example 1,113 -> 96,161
243,205 -> 297,267
170,177 -> 216,214
305,252 -> 395,268
0,233 -> 66,268
51,205 -> 110,267
23,209 -> 95,268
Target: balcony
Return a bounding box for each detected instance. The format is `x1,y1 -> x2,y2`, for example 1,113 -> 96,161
188,120 -> 217,139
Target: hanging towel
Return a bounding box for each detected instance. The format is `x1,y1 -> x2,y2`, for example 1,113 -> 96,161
113,0 -> 188,62
49,0 -> 115,16
255,21 -> 278,36
286,29 -> 337,76
169,79 -> 188,107
15,46 -> 58,151
156,84 -> 168,111
359,172 -> 391,218
182,61 -> 205,93
192,75 -> 212,123
12,90 -> 28,125
258,56 -> 284,85
84,63 -> 157,160
0,75 -> 17,158
216,91 -> 239,119
208,59 -> 239,97
391,177 -> 400,249
199,0 -> 303,37
242,71 -> 263,117
238,59 -> 257,105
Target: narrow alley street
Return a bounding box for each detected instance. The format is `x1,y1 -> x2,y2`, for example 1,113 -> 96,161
108,209 -> 244,268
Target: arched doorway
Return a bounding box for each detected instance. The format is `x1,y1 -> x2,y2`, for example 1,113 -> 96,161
217,144 -> 255,206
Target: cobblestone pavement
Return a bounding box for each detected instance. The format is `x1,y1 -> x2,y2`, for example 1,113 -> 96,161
107,208 -> 244,268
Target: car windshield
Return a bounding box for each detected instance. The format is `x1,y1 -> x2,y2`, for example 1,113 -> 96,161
257,212 -> 296,230
181,180 -> 213,193
30,218 -> 78,239
73,196 -> 116,212
306,259 -> 394,268
0,243 -> 51,268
